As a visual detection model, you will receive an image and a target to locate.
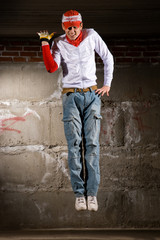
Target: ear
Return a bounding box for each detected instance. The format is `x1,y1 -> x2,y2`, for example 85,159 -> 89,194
62,23 -> 66,31
80,22 -> 83,30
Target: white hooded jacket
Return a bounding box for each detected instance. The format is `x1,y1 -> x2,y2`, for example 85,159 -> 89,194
51,28 -> 114,88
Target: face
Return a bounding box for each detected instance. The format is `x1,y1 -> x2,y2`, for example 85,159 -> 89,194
62,23 -> 83,40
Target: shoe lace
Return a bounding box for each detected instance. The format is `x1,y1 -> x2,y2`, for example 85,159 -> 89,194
78,197 -> 85,203
89,196 -> 96,204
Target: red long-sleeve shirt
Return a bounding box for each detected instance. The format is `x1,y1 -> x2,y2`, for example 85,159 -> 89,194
42,44 -> 58,73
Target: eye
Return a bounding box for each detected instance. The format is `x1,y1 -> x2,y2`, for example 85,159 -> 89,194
68,26 -> 77,30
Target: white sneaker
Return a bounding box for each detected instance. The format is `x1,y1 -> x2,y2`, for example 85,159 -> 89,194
87,196 -> 98,211
75,196 -> 87,211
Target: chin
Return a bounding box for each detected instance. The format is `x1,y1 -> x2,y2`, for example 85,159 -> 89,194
69,36 -> 77,40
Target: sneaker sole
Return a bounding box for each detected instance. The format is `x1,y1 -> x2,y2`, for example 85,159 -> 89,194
75,207 -> 87,211
88,207 -> 98,212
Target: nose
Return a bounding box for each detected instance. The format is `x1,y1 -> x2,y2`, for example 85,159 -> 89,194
69,28 -> 76,36
69,27 -> 75,33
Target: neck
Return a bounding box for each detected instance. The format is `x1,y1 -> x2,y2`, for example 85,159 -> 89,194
66,31 -> 82,47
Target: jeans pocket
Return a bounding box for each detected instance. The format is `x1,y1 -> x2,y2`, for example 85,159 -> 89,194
93,114 -> 102,138
62,118 -> 74,140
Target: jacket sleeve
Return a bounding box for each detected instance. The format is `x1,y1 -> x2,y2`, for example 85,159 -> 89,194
93,30 -> 114,87
42,42 -> 61,73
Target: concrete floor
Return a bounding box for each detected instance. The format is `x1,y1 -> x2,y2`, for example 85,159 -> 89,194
0,229 -> 160,240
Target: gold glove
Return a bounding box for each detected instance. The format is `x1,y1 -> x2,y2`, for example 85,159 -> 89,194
37,31 -> 56,43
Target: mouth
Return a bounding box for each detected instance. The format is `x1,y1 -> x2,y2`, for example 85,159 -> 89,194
70,33 -> 76,36
69,35 -> 76,39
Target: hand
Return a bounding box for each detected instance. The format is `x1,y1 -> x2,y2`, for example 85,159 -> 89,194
37,30 -> 56,43
95,86 -> 110,97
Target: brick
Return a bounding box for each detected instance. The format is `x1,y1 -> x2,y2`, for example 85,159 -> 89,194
133,58 -> 150,63
13,57 -> 26,62
115,58 -> 132,63
114,40 -> 133,45
146,40 -> 160,45
28,57 -> 43,62
28,40 -> 40,46
2,52 -> 19,56
38,52 -> 42,57
133,40 -> 160,46
130,40 -> 149,46
113,52 -> 125,57
111,46 -> 128,51
10,40 -> 28,46
147,46 -> 160,51
143,52 -> 159,57
0,40 -> 9,45
126,52 -> 142,57
20,52 -> 37,57
0,57 -> 12,62
0,46 -> 4,51
6,46 -> 22,51
128,47 -> 146,51
24,46 -> 40,51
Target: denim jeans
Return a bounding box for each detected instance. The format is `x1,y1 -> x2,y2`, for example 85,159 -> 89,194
62,88 -> 102,197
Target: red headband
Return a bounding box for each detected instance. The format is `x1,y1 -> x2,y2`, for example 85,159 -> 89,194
62,10 -> 82,29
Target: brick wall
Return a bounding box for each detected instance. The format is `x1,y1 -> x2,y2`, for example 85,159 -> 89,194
0,37 -> 160,65
0,39 -> 43,63
98,37 -> 160,66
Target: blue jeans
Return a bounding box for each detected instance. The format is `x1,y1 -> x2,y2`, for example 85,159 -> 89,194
62,88 -> 102,197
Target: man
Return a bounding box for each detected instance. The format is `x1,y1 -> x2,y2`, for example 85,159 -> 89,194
38,10 -> 114,211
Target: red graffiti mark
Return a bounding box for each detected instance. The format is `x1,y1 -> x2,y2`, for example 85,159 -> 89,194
101,128 -> 107,135
132,101 -> 152,132
124,87 -> 152,132
126,86 -> 144,100
100,108 -> 116,146
0,113 -> 31,134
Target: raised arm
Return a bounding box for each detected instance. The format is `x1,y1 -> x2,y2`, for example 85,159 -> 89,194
37,31 -> 59,73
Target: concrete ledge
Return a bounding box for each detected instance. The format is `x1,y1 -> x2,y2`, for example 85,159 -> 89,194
0,229 -> 160,239
0,63 -> 62,101
0,190 -> 160,229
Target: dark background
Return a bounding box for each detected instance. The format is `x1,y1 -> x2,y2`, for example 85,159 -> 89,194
0,0 -> 160,37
